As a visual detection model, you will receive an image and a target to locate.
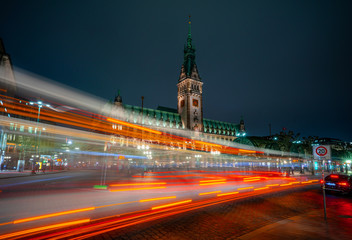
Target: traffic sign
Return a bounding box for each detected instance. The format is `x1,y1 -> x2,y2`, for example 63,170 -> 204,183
313,145 -> 331,159
316,146 -> 327,157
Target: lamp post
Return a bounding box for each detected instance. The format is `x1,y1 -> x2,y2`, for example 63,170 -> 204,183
29,100 -> 50,173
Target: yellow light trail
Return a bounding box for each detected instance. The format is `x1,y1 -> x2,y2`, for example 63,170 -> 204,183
110,186 -> 166,192
199,181 -> 227,186
13,207 -> 95,224
254,187 -> 269,191
194,140 -> 222,148
301,181 -> 312,184
199,191 -> 222,196
151,200 -> 192,210
109,182 -> 167,187
290,182 -> 300,185
266,184 -> 279,187
243,178 -> 261,182
239,149 -> 256,154
217,192 -> 239,197
310,180 -> 319,183
199,179 -> 226,183
140,196 -> 176,202
0,219 -> 90,240
280,183 -> 292,186
237,186 -> 254,191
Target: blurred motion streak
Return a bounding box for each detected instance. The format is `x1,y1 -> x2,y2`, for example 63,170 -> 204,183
0,219 -> 90,240
13,207 -> 95,224
140,196 -> 177,202
199,181 -> 227,186
199,179 -> 226,183
110,186 -> 166,192
199,191 -> 222,196
266,184 -> 279,187
109,182 -> 167,187
254,187 -> 269,191
217,191 -> 239,197
238,186 -> 254,190
151,200 -> 192,210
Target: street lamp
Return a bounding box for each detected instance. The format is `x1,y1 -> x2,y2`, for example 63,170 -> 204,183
29,100 -> 50,173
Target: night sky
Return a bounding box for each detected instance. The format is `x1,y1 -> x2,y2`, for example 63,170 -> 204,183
1,0 -> 351,141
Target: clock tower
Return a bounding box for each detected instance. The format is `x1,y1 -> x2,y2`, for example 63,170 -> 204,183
177,18 -> 203,131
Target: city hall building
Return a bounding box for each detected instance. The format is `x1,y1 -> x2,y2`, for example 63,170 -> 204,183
106,20 -> 246,143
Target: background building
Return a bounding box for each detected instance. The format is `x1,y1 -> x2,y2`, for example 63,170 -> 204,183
107,20 -> 245,142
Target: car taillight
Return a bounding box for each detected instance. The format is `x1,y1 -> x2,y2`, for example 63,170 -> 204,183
331,175 -> 339,179
320,179 -> 324,184
339,182 -> 349,186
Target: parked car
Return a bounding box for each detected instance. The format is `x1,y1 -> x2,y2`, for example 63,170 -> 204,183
322,173 -> 352,194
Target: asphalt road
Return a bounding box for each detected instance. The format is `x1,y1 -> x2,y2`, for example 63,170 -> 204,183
0,169 -> 318,238
95,185 -> 352,240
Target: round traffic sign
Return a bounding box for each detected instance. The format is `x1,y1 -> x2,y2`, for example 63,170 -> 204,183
316,146 -> 328,157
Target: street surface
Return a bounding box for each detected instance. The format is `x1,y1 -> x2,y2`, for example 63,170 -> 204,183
91,185 -> 352,240
0,169 -> 322,239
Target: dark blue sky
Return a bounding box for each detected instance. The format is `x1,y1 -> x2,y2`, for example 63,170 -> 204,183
1,0 -> 351,141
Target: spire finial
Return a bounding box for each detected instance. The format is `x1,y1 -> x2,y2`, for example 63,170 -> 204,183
188,15 -> 192,37
186,15 -> 192,49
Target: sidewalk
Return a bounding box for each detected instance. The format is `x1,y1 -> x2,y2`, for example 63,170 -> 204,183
237,207 -> 352,240
0,169 -> 67,179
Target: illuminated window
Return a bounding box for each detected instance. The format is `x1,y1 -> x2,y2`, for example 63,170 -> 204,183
181,100 -> 185,107
193,99 -> 198,107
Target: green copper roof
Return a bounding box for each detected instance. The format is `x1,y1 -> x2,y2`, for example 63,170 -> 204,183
110,103 -> 241,136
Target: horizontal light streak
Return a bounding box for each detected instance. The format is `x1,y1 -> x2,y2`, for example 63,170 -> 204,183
199,179 -> 226,183
151,200 -> 192,210
266,184 -> 279,187
110,186 -> 166,192
290,182 -> 300,185
107,117 -> 162,135
110,182 -> 167,187
194,140 -> 222,148
199,191 -> 222,196
310,180 -> 319,183
280,183 -> 292,186
239,149 -> 256,154
301,181 -> 312,184
13,207 -> 95,224
217,191 -> 239,197
199,181 -> 226,186
254,187 -> 269,191
237,186 -> 254,191
140,196 -> 176,202
0,219 -> 90,240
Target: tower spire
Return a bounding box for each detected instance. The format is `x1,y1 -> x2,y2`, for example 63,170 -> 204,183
187,15 -> 192,48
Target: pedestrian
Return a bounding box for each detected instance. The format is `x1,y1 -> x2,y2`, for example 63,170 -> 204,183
42,164 -> 46,174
